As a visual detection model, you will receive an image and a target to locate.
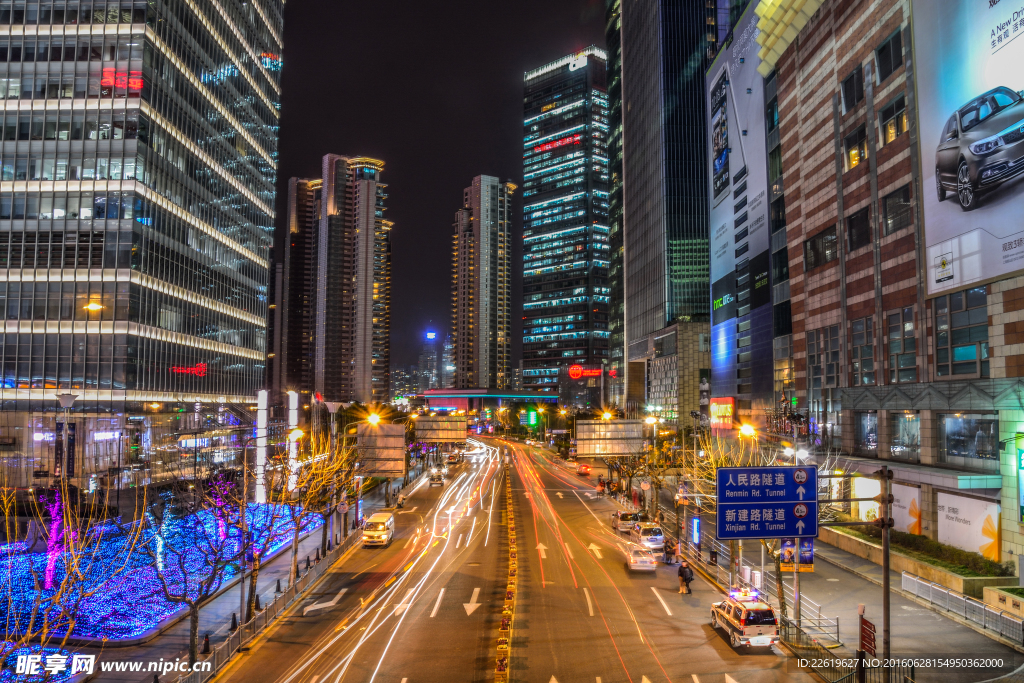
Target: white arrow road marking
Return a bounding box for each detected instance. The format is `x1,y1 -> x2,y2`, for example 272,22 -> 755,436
583,587 -> 594,616
564,542 -> 574,560
536,543 -> 548,559
556,492 -> 564,498
796,485 -> 806,500
692,676 -> 701,683
651,587 -> 673,616
303,588 -> 347,615
726,676 -> 739,683
549,677 -> 559,683
397,506 -> 418,514
393,588 -> 414,616
586,493 -> 596,499
430,588 -> 445,617
464,587 -> 482,615
642,677 -> 653,683
587,543 -> 603,559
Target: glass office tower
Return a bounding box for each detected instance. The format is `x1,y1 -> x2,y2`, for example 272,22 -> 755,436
521,46 -> 609,399
0,0 -> 281,487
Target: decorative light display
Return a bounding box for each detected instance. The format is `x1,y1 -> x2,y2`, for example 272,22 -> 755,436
0,503 -> 319,642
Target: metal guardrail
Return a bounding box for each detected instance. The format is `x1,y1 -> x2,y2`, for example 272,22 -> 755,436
902,571 -> 1024,644
658,503 -> 842,645
165,529 -> 363,683
781,616 -> 915,683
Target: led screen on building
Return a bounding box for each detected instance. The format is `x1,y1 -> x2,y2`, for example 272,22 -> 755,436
914,1 -> 1024,294
705,5 -> 773,417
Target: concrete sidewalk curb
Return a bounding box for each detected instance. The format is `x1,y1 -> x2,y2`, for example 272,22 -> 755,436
814,545 -> 1024,655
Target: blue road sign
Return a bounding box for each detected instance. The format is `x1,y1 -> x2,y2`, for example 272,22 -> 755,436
716,466 -> 818,540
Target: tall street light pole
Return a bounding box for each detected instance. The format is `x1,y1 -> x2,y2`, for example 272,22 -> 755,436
56,394 -> 78,482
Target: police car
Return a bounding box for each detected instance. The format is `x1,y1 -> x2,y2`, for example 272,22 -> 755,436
710,589 -> 780,648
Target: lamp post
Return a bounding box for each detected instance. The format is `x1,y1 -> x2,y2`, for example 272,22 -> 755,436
56,393 -> 78,482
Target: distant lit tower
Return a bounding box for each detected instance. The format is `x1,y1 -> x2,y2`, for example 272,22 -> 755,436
440,333 -> 456,388
521,47 -> 610,398
417,332 -> 439,392
452,176 -> 515,389
313,155 -> 392,404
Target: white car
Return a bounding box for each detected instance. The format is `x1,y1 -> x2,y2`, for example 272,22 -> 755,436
630,523 -> 665,551
611,510 -> 640,532
626,547 -> 657,572
362,512 -> 395,548
710,590 -> 780,648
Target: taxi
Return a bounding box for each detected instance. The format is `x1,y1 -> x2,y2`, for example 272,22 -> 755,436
625,547 -> 657,572
710,589 -> 780,648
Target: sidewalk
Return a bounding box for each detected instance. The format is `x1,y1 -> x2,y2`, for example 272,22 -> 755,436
86,482 -> 396,681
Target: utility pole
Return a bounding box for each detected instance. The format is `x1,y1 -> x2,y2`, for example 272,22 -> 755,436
880,465 -> 892,660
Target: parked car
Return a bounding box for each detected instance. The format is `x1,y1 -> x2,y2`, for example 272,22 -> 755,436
935,86 -> 1024,210
630,522 -> 665,551
611,510 -> 640,533
625,547 -> 657,572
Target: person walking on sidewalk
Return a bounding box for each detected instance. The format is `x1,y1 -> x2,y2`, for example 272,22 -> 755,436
678,561 -> 694,594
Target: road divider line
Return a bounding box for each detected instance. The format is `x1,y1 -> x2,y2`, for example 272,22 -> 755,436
564,542 -> 574,560
651,587 -> 673,616
456,533 -> 463,549
430,588 -> 444,617
584,587 -> 594,616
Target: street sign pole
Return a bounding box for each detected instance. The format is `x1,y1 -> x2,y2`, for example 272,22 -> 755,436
881,465 -> 891,661
794,536 -> 800,628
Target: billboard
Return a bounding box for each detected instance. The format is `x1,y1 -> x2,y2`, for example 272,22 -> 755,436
914,2 -> 1024,294
892,483 -> 922,535
415,415 -> 467,442
356,423 -> 406,476
575,419 -> 643,457
709,397 -> 734,429
937,491 -> 1000,561
706,4 -> 774,421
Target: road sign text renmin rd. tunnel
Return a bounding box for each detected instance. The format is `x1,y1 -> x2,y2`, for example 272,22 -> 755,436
716,466 -> 818,540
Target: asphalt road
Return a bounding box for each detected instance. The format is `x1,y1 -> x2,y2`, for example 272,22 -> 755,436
210,439 -> 815,683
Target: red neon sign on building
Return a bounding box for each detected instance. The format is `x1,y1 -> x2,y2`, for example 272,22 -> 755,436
533,133 -> 582,153
709,397 -> 735,429
170,363 -> 207,377
101,68 -> 144,92
568,364 -> 602,380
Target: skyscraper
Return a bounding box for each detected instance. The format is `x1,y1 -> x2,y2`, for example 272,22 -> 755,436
451,175 -> 514,389
606,0 -> 625,408
312,155 -> 390,404
0,0 -> 282,485
620,0 -> 714,423
521,47 -> 610,400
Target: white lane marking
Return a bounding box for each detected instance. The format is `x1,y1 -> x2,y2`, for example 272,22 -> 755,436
400,679 -> 407,683
725,676 -> 739,683
549,677 -> 559,683
485,479 -> 496,546
302,588 -> 347,615
642,678 -> 653,683
466,516 -> 477,544
464,587 -> 482,615
596,678 -> 601,683
310,677 -> 319,683
651,586 -> 673,616
573,490 -> 609,528
583,587 -> 594,616
564,542 -> 574,560
587,543 -> 603,559
827,578 -> 839,582
536,543 -> 548,559
393,588 -> 414,616
692,676 -> 701,683
456,534 -> 463,549
430,588 -> 445,617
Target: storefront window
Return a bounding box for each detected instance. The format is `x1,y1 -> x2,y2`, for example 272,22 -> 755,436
938,413 -> 999,471
890,411 -> 920,462
854,411 -> 877,454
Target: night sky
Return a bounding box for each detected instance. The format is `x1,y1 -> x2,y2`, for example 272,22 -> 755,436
275,0 -> 607,369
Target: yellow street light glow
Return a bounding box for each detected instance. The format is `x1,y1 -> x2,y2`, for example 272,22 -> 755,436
559,409 -> 567,416
739,424 -> 757,438
83,302 -> 104,311
410,414 -> 418,419
645,416 -> 657,425
288,428 -> 304,441
367,413 -> 381,425
602,412 -> 612,420
537,407 -> 545,413
150,403 -> 161,409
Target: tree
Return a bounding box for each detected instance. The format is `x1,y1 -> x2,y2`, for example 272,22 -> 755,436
145,473 -> 243,667
0,475 -> 146,666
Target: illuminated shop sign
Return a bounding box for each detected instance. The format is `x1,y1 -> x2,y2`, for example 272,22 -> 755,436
170,363 -> 207,377
568,364 -> 602,379
533,134 -> 582,153
709,397 -> 735,429
101,68 -> 143,91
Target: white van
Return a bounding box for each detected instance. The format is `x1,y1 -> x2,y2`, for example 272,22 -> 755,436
362,512 -> 395,548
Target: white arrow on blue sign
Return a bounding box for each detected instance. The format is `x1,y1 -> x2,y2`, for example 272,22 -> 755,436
716,466 -> 818,540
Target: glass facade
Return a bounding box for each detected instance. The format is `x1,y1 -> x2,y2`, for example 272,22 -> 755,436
0,0 -> 281,471
521,47 -> 609,394
605,0 -> 623,407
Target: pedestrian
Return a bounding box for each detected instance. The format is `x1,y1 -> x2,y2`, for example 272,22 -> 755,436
664,537 -> 675,564
678,561 -> 694,594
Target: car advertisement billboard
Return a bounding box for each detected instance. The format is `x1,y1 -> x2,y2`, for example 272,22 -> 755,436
914,1 -> 1024,294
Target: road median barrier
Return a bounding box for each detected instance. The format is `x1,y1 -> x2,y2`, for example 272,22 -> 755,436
495,464 -> 515,683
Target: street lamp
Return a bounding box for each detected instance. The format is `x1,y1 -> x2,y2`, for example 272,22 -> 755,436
602,412 -> 612,420
739,424 -> 757,438
367,413 -> 381,426
287,428 -> 303,491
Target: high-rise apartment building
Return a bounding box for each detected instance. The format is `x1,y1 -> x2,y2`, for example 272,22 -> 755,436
451,175 -> 514,389
619,0 -> 713,424
417,332 -> 438,393
270,177 -> 320,399
0,0 -> 282,486
521,47 -> 610,401
274,155 -> 390,406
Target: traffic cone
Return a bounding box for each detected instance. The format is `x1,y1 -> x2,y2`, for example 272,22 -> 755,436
202,633 -> 210,654
230,612 -> 237,631
276,578 -> 282,593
